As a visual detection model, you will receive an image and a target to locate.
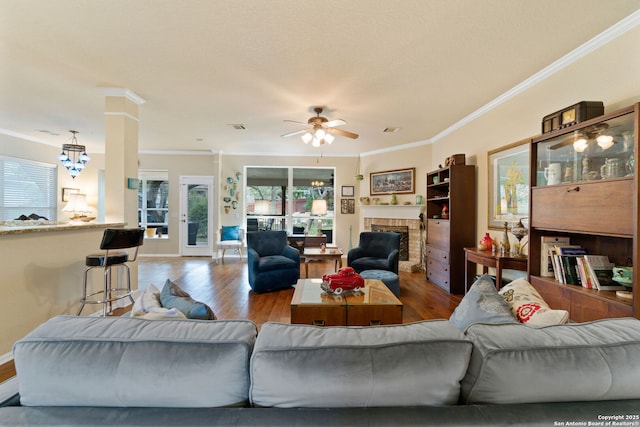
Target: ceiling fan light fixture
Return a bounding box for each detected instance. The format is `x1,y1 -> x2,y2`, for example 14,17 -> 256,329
597,134 -> 614,149
301,132 -> 313,144
283,106 -> 359,148
573,137 -> 588,152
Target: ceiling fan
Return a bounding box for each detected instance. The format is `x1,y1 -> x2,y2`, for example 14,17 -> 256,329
281,107 -> 359,147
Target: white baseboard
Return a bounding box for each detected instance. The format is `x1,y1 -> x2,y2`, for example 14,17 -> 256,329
0,353 -> 12,366
139,253 -> 181,258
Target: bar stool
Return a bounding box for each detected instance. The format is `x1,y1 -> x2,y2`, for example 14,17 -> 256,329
77,228 -> 145,316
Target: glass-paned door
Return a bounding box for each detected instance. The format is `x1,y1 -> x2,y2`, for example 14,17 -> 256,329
180,176 -> 214,256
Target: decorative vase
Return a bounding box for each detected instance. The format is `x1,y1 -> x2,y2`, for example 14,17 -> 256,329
479,233 -> 493,251
501,222 -> 511,254
391,194 -> 398,205
510,219 -> 528,256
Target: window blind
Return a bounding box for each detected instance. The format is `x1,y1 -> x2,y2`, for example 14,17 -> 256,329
0,156 -> 57,221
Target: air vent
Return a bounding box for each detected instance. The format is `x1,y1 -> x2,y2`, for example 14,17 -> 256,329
383,127 -> 400,133
37,129 -> 61,136
228,124 -> 246,130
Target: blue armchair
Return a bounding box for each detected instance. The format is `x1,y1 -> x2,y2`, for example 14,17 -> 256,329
247,231 -> 300,292
347,232 -> 400,274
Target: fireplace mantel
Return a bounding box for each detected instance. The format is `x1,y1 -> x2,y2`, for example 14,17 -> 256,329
360,204 -> 424,220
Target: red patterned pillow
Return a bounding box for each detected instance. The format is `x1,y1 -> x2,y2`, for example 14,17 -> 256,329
499,278 -> 569,326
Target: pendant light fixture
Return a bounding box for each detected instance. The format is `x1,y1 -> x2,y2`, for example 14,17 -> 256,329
57,130 -> 90,178
354,154 -> 364,181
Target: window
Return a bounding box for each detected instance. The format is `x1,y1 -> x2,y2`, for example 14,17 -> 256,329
245,167 -> 335,242
138,170 -> 169,235
0,155 -> 57,221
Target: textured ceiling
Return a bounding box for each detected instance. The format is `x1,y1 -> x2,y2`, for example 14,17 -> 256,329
1,0 -> 639,156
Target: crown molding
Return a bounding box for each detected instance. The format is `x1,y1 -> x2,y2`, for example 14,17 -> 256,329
97,87 -> 146,105
362,9 -> 640,156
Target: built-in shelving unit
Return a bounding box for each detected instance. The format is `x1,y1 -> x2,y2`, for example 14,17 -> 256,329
528,103 -> 639,321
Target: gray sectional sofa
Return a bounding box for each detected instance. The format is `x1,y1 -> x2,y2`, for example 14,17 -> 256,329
1,315 -> 640,426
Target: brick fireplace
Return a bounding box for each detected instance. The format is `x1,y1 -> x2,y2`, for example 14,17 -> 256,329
361,205 -> 424,273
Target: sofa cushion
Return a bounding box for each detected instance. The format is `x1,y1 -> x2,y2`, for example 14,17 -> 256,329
160,279 -> 216,320
131,284 -> 187,320
461,318 -> 640,404
257,255 -> 298,272
449,274 -> 518,332
14,315 -> 257,408
250,321 -> 472,408
350,257 -> 391,272
498,277 -> 569,326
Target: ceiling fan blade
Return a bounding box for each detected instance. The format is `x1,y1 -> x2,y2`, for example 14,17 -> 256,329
283,119 -> 308,125
281,129 -> 308,138
327,127 -> 359,139
325,118 -> 347,128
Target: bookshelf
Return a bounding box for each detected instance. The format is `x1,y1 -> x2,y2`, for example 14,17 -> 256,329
528,103 -> 639,321
425,164 -> 476,294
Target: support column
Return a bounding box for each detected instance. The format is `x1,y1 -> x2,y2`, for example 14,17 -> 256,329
102,88 -> 145,296
101,88 -> 145,225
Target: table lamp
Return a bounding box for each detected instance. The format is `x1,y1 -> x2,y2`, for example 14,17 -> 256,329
311,199 -> 327,236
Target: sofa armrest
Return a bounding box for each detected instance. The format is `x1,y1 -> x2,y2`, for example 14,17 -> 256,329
347,246 -> 364,265
387,249 -> 400,273
247,248 -> 260,267
282,245 -> 300,262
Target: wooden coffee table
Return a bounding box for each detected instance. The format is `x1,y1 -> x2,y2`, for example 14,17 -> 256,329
290,278 -> 403,326
302,247 -> 343,277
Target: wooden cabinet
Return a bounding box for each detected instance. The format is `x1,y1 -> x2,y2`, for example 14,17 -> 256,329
425,164 -> 476,294
528,103 -> 639,321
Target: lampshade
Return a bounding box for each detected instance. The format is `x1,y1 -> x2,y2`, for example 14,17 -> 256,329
63,193 -> 89,213
323,133 -> 334,144
63,193 -> 91,220
573,137 -> 588,152
597,134 -> 614,150
300,127 -> 334,147
301,132 -> 313,144
254,199 -> 270,215
311,199 -> 327,215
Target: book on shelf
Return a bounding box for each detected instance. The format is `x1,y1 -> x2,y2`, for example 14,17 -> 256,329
540,236 -> 570,277
559,255 -> 583,286
549,243 -> 584,283
583,255 -> 626,291
575,257 -> 593,289
555,246 -> 587,256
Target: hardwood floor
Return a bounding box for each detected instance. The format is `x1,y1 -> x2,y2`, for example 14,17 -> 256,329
0,256 -> 462,384
138,256 -> 462,326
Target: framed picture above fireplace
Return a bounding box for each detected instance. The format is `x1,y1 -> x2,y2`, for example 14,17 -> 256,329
370,167 -> 415,195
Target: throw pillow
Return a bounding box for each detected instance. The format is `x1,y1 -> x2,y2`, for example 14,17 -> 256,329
221,225 -> 240,241
449,274 -> 518,332
160,279 -> 217,320
131,284 -> 187,320
499,278 -> 569,326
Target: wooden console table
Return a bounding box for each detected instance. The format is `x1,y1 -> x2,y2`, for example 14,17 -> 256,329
464,247 -> 528,292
